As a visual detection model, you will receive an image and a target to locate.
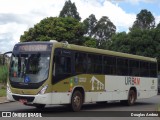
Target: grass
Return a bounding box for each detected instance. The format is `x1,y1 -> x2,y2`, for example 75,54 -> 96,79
0,65 -> 8,83
0,65 -> 8,97
0,86 -> 6,97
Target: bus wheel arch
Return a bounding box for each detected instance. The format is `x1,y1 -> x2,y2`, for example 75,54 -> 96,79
70,87 -> 85,111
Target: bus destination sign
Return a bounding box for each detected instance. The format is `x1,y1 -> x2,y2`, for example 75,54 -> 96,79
18,44 -> 48,51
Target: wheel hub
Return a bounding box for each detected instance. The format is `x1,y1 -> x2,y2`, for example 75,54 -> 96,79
74,96 -> 80,107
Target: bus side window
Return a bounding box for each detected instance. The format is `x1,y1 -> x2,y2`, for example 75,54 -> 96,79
103,56 -> 116,75
129,60 -> 140,76
140,61 -> 149,77
75,52 -> 87,73
150,62 -> 157,77
117,58 -> 128,76
87,54 -> 102,74
54,55 -> 71,82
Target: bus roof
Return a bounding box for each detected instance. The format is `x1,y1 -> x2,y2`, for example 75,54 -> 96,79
16,41 -> 157,62
53,42 -> 157,62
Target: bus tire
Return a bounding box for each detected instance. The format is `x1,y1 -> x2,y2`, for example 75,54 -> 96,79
70,90 -> 83,112
121,89 -> 136,106
127,89 -> 136,106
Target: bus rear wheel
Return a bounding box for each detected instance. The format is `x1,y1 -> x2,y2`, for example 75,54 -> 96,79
128,90 -> 136,105
121,89 -> 136,106
71,90 -> 83,112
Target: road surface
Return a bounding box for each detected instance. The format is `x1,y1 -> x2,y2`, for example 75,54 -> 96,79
0,95 -> 159,120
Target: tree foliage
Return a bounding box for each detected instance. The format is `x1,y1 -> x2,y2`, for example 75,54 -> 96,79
20,17 -> 85,44
93,16 -> 116,48
130,9 -> 155,30
156,22 -> 160,29
59,0 -> 81,21
109,29 -> 159,56
82,37 -> 97,48
83,14 -> 97,37
107,32 -> 130,53
108,28 -> 160,69
83,15 -> 116,49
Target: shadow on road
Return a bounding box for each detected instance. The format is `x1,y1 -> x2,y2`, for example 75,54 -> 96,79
9,101 -> 155,112
6,101 -> 158,117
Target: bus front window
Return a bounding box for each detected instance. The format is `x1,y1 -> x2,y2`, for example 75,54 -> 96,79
9,53 -> 50,83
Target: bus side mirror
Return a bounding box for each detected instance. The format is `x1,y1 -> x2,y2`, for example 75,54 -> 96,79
3,51 -> 12,65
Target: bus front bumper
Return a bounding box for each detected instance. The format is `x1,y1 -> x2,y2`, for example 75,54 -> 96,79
7,92 -> 52,105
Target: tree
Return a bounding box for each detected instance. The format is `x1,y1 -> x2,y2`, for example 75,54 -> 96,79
59,0 -> 81,21
83,14 -> 97,37
83,37 -> 97,48
131,29 -> 155,56
109,29 -> 159,64
108,32 -> 130,53
0,55 -> 2,65
156,22 -> 160,29
20,17 -> 85,44
153,24 -> 160,70
93,16 -> 116,48
130,9 -> 155,30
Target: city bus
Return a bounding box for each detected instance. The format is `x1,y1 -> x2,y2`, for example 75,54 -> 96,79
6,41 -> 158,111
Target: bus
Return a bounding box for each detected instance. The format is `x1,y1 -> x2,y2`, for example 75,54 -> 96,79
6,41 -> 158,111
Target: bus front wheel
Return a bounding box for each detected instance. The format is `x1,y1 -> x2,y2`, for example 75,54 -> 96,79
71,90 -> 83,112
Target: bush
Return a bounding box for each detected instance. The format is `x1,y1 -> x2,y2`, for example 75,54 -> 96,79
0,65 -> 8,84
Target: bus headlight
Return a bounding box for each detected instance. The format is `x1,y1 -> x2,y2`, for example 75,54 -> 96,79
7,83 -> 11,93
38,85 -> 48,94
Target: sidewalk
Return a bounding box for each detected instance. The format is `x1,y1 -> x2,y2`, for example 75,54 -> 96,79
0,97 -> 10,104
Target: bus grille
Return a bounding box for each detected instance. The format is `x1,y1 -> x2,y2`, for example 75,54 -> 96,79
12,95 -> 35,102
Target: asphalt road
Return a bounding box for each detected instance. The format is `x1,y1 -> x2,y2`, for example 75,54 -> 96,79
0,95 -> 160,120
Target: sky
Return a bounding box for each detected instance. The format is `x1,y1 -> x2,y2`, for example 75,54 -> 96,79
0,0 -> 160,53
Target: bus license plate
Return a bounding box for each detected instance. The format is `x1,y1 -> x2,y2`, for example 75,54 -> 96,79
19,99 -> 27,103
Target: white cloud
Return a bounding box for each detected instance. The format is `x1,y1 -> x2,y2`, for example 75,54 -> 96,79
0,23 -> 28,52
155,16 -> 160,25
72,0 -> 136,31
126,0 -> 154,5
0,0 -> 65,53
0,0 -> 63,14
0,0 -> 159,53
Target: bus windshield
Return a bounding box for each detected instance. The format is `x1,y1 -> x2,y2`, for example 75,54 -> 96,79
9,52 -> 50,83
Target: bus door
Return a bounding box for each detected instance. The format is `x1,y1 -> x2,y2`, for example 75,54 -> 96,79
53,48 -> 74,84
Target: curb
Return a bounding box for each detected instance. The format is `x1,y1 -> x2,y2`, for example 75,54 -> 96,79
0,97 -> 13,104
0,100 -> 15,104
0,101 -> 11,104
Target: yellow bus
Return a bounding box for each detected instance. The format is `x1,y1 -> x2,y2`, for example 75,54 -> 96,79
6,41 -> 158,111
